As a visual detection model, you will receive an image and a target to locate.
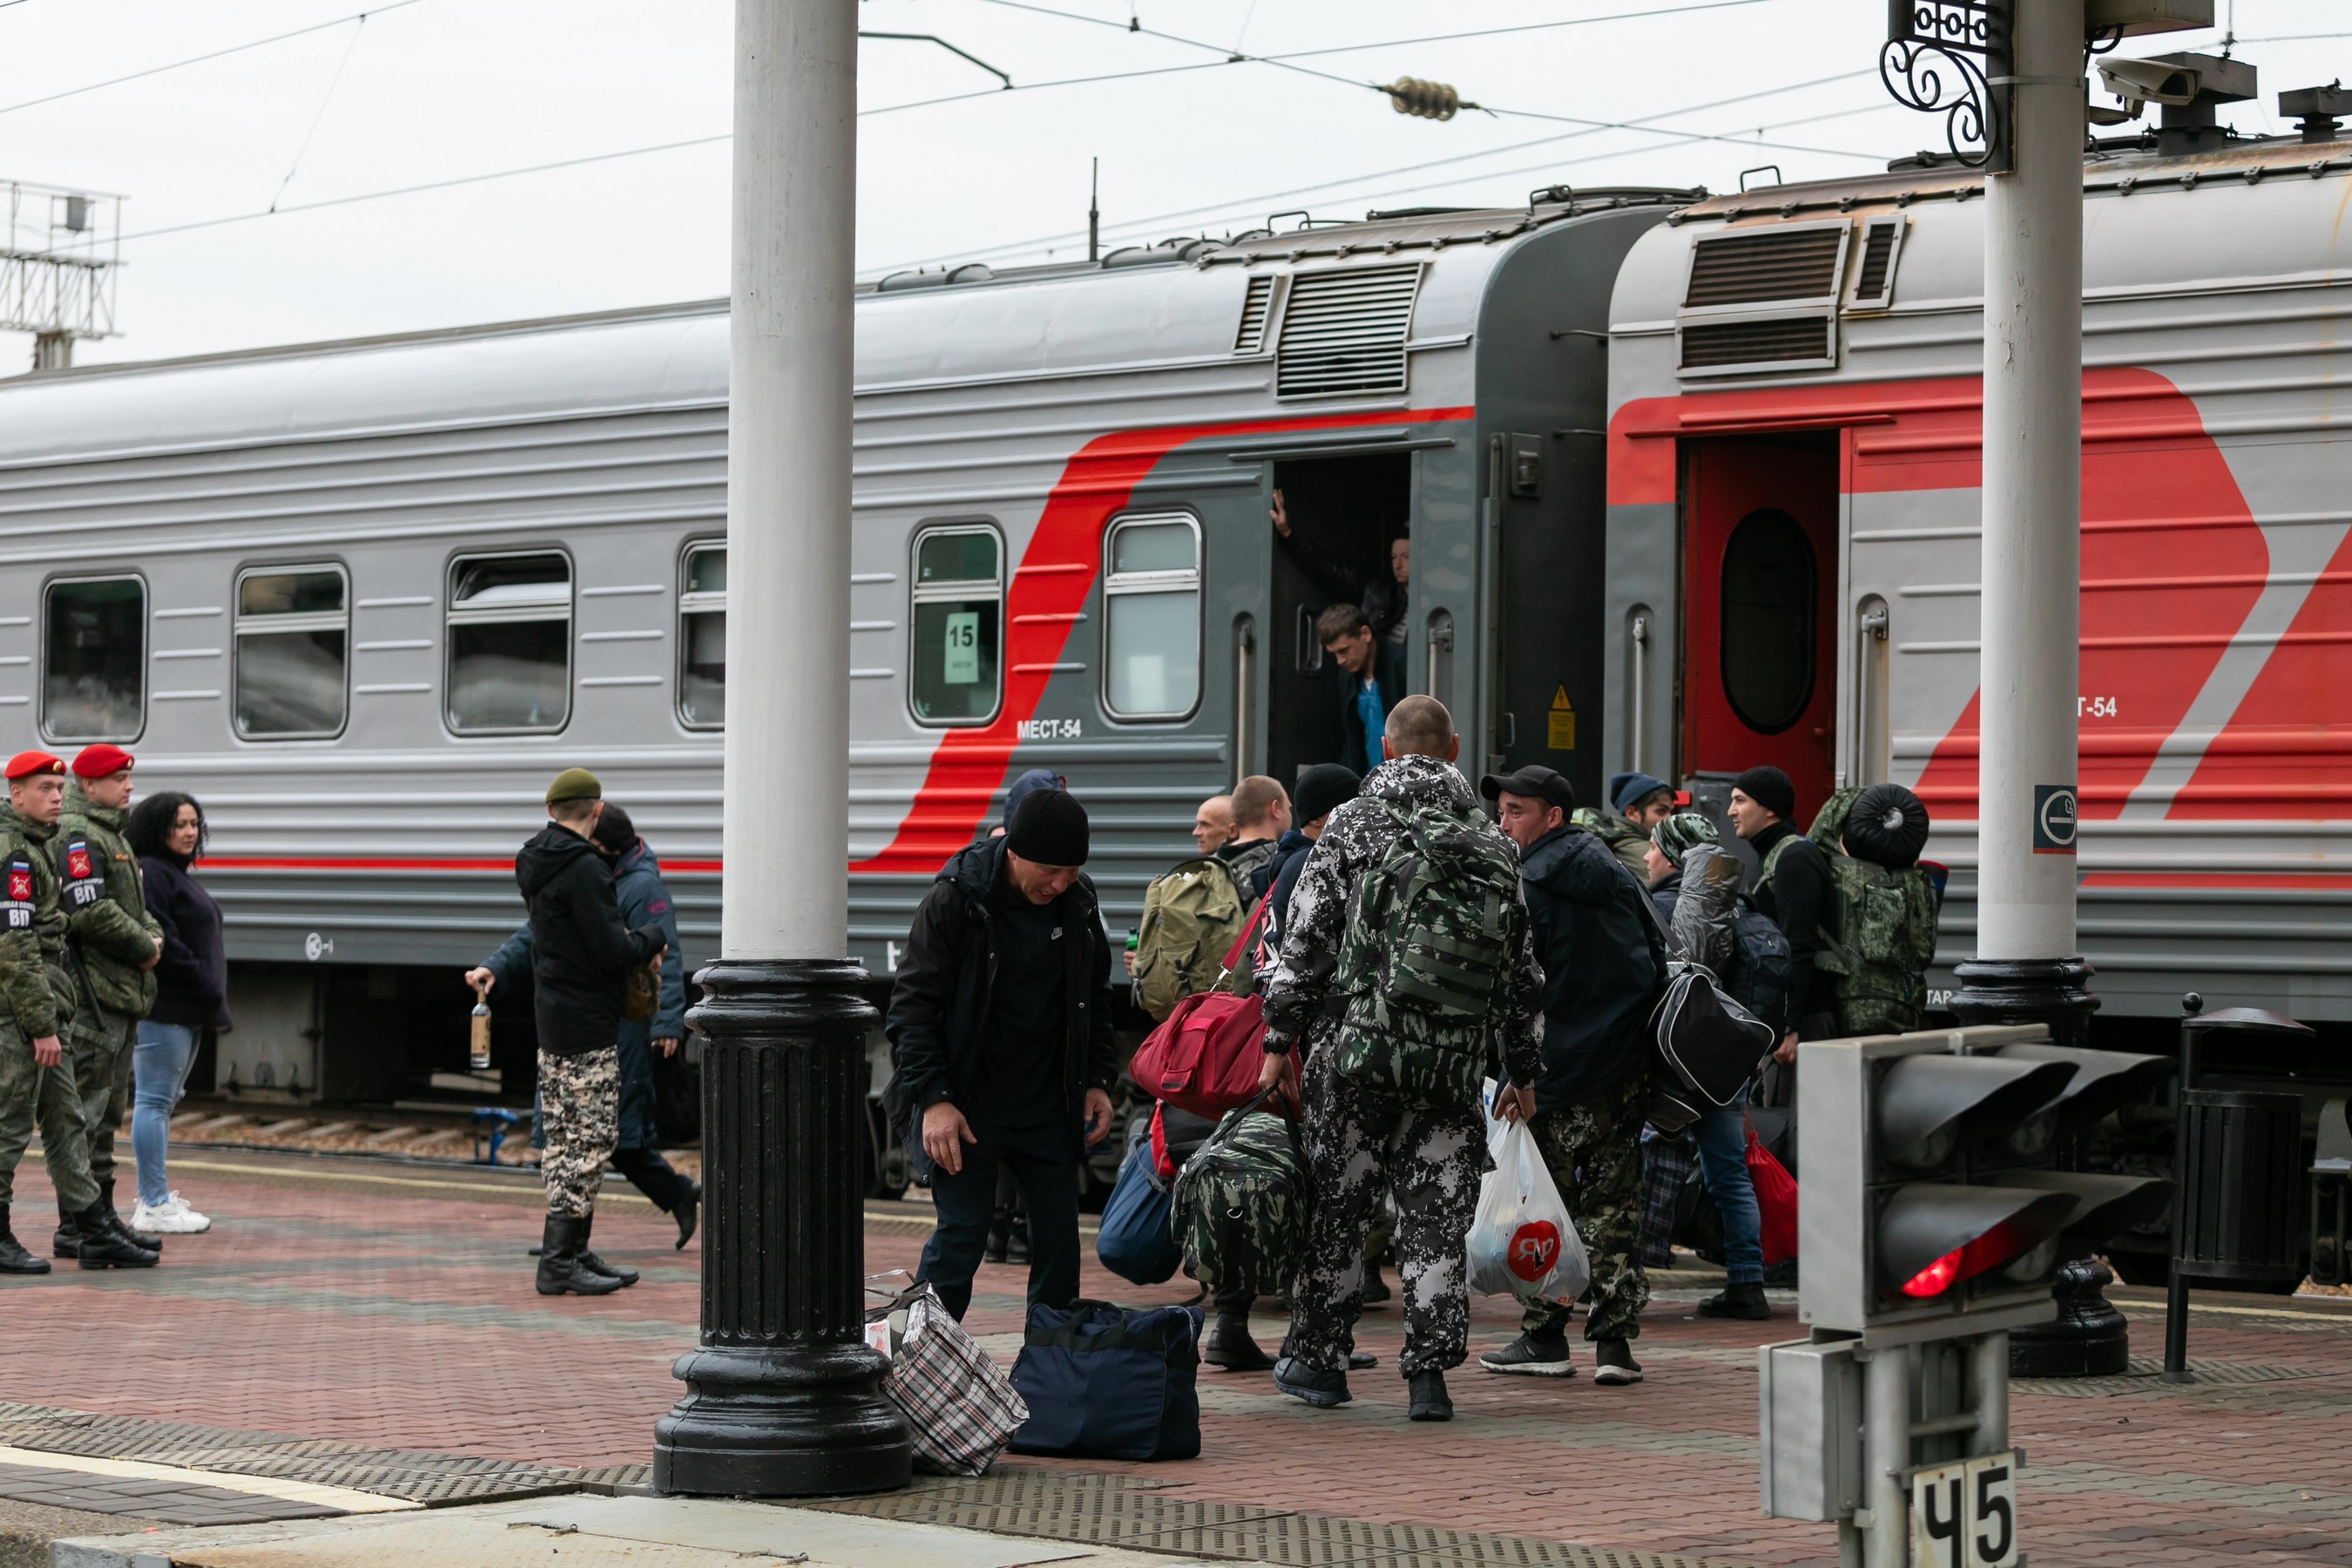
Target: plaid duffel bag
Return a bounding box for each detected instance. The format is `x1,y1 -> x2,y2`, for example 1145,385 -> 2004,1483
874,1284 -> 1028,1476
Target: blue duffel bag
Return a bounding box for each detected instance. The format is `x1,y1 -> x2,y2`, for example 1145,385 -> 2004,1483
1096,1139 -> 1182,1286
1007,1300 -> 1203,1461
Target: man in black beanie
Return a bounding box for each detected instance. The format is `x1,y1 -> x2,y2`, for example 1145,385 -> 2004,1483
888,787 -> 1118,1319
1727,766 -> 1835,1097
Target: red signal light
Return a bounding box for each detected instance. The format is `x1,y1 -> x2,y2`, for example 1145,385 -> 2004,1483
1903,1247 -> 1963,1297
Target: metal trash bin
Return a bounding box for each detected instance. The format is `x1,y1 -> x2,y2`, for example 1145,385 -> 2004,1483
2174,1089 -> 2304,1285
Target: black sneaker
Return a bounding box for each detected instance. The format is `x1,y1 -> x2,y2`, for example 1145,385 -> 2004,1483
1592,1338 -> 1644,1385
1696,1281 -> 1773,1321
1477,1333 -> 1575,1377
1348,1350 -> 1378,1370
1272,1356 -> 1351,1408
1408,1370 -> 1453,1422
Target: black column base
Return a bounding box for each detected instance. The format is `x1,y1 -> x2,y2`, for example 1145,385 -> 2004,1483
653,958 -> 912,1497
1946,956 -> 2100,1045
2011,1258 -> 2131,1377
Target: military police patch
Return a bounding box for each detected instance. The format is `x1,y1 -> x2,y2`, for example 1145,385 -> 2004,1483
4,857 -> 31,929
62,838 -> 100,909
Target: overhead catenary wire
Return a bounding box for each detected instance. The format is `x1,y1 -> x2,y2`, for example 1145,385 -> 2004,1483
270,10 -> 376,212
0,0 -> 427,118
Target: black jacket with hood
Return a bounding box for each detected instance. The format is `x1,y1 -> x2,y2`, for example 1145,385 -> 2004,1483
515,822 -> 663,1058
885,834 -> 1117,1137
1518,822 -> 1665,1113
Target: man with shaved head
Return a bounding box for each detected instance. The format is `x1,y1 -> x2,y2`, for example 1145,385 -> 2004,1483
1256,695 -> 1544,1423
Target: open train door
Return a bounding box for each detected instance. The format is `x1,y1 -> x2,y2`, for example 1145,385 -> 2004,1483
1680,436 -> 1838,819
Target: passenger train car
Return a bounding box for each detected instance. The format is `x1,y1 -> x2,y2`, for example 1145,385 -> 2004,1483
3,100 -> 2349,1111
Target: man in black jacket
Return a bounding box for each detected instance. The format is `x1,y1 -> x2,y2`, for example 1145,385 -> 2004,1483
889,787 -> 1117,1320
1728,765 -> 1834,1102
1318,605 -> 1407,776
515,767 -> 665,1297
1476,765 -> 1664,1386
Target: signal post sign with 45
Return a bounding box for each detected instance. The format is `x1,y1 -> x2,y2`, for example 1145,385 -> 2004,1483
1910,1450 -> 2018,1568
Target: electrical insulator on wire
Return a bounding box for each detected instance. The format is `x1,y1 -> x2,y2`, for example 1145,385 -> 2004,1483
1386,77 -> 1463,121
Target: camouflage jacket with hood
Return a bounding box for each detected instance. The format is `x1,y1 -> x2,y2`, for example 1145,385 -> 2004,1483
1260,753 -> 1544,1092
57,782 -> 163,1019
0,801 -> 74,1040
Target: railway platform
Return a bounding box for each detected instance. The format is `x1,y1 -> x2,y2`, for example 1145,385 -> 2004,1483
0,1147 -> 2347,1568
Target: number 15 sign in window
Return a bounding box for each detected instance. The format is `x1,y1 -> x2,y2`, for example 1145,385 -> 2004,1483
911,527 -> 1002,725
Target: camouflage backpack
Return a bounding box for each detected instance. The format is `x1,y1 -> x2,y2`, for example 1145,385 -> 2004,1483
1132,856 -> 1249,1021
1172,1100 -> 1306,1295
1815,855 -> 1943,1035
1331,798 -> 1524,1109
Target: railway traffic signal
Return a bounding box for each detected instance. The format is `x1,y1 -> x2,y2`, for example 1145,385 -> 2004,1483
1798,1026 -> 2173,1335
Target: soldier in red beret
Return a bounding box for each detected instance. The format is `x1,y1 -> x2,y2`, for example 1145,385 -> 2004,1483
0,751 -> 155,1271
53,746 -> 167,1255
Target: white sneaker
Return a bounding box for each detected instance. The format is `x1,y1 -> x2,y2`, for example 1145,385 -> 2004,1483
132,1193 -> 212,1234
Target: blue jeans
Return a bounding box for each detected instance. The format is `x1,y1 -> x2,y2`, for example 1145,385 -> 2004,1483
132,1023 -> 199,1208
1693,1088 -> 1763,1286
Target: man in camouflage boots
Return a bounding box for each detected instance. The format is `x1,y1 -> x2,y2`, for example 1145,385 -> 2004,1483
0,751 -> 155,1273
53,745 -> 165,1258
514,767 -> 666,1296
1257,696 -> 1544,1423
1477,766 -> 1664,1385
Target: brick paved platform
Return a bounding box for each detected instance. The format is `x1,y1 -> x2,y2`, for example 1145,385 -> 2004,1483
3,1151 -> 2349,1565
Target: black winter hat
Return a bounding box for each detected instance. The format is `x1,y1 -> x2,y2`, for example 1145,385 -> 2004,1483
1291,763 -> 1361,828
1006,787 -> 1090,867
1843,783 -> 1931,868
1733,765 -> 1796,823
590,801 -> 635,858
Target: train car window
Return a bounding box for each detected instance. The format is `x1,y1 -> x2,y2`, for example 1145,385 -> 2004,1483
1102,513 -> 1201,720
234,566 -> 348,739
909,526 -> 1002,726
1719,509 -> 1816,736
679,544 -> 727,729
42,576 -> 144,743
446,552 -> 571,734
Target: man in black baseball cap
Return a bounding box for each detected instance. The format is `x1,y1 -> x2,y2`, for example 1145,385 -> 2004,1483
1475,761 -> 1664,1388
889,786 -> 1118,1321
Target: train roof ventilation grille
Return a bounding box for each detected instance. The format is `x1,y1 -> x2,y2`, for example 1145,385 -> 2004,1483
1848,218 -> 1905,311
1276,264 -> 1423,398
1680,316 -> 1834,373
1682,225 -> 1846,308
1234,276 -> 1275,355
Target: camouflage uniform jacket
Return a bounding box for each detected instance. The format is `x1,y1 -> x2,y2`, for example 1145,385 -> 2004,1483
57,785 -> 162,1018
1260,754 -> 1544,1090
1571,808 -> 1652,879
0,802 -> 74,1040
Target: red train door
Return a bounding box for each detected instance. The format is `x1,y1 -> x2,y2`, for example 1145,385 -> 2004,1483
1681,436 -> 1838,818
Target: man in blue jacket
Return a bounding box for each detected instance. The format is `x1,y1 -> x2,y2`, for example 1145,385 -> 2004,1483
468,801 -> 700,1266
1476,765 -> 1665,1387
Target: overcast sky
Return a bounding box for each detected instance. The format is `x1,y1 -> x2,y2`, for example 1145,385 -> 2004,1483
3,0 -> 2348,368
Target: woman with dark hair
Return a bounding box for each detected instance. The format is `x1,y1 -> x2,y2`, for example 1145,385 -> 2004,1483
126,791 -> 227,1235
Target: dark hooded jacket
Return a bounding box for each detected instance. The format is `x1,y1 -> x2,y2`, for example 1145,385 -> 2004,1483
886,834 -> 1117,1136
514,823 -> 663,1058
1518,822 -> 1665,1112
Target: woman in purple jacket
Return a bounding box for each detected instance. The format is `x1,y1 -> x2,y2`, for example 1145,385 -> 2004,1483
127,791 -> 229,1235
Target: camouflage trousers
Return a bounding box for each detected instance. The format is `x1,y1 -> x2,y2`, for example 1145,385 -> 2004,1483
0,1019 -> 97,1212
539,1047 -> 618,1220
64,1005 -> 137,1189
1285,1042 -> 1486,1378
1523,1065 -> 1652,1343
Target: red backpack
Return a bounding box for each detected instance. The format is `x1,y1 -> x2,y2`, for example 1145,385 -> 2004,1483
1126,892 -> 1297,1119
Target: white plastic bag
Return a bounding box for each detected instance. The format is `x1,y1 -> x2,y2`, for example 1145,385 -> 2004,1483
1466,1083 -> 1591,1304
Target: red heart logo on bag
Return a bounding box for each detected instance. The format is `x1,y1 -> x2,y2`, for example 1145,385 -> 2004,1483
1506,1220 -> 1560,1281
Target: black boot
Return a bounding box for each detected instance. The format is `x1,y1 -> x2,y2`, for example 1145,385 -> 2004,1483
72,1204 -> 158,1269
51,1207 -> 79,1260
1696,1281 -> 1773,1321
98,1179 -> 157,1254
575,1213 -> 638,1287
1005,1211 -> 1031,1264
0,1205 -> 50,1274
983,1204 -> 1012,1264
536,1213 -> 625,1296
1204,1315 -> 1274,1372
672,1180 -> 700,1251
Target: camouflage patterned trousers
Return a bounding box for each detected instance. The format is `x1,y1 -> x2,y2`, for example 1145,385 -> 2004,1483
1285,1042 -> 1485,1378
0,1019 -> 97,1213
64,1006 -> 137,1190
538,1046 -> 618,1219
1523,1065 -> 1652,1343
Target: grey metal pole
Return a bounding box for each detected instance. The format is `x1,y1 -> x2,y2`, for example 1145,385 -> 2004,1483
1968,1331 -> 2010,1455
1950,1 -> 2097,1037
653,0 -> 913,1497
1864,1345 -> 1910,1568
